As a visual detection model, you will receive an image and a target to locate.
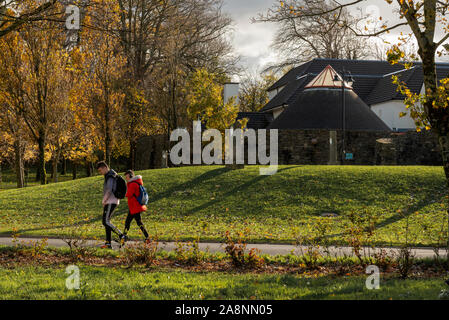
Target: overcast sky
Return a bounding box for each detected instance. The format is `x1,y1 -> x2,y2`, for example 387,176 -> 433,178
221,0 -> 449,79
221,0 -> 278,76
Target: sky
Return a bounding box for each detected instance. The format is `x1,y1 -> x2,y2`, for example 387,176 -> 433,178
221,0 -> 279,76
221,0 -> 449,79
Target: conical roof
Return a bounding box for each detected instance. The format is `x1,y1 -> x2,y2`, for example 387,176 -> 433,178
304,65 -> 352,89
267,85 -> 390,132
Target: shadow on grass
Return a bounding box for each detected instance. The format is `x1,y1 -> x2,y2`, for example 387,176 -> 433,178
149,167 -> 231,203
183,166 -> 302,216
0,167 -> 232,236
322,189 -> 444,243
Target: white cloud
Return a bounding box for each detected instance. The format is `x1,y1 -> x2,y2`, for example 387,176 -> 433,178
222,0 -> 277,74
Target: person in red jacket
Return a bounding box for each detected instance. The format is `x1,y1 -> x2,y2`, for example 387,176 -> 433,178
122,170 -> 149,244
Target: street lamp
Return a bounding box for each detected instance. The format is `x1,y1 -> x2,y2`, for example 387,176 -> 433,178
333,68 -> 355,164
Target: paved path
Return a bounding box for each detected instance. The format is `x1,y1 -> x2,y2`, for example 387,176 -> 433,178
0,237 -> 446,259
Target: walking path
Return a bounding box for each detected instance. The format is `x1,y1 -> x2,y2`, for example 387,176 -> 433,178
0,237 -> 446,258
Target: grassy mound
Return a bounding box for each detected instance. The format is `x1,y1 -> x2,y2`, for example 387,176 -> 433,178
0,165 -> 447,246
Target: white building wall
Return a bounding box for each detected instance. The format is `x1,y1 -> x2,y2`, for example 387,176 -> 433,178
370,100 -> 415,131
272,107 -> 284,119
223,83 -> 239,105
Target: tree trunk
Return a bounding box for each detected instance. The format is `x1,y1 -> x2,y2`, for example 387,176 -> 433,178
61,157 -> 67,175
105,101 -> 112,166
437,134 -> 449,268
419,45 -> 448,266
85,161 -> 92,177
128,139 -> 137,170
37,133 -> 47,185
52,155 -> 59,183
72,162 -> 77,180
24,167 -> 28,187
13,139 -> 24,188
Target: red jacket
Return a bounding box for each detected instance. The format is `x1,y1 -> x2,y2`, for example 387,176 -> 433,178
125,176 -> 147,215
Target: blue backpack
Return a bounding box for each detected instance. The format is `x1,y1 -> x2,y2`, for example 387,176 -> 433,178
133,182 -> 149,206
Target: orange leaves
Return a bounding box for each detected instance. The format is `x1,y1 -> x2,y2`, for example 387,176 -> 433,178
387,45 -> 405,65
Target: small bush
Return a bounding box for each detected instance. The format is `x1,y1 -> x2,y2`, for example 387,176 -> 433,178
61,220 -> 97,262
13,238 -> 49,259
295,235 -> 321,269
396,246 -> 415,279
121,237 -> 159,268
223,230 -> 264,269
174,237 -> 206,265
371,249 -> 394,272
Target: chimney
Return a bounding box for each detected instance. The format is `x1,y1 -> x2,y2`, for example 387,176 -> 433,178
223,82 -> 239,105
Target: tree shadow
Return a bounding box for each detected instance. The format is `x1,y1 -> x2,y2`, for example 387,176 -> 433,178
0,206 -> 129,236
183,166 -> 302,216
321,189 -> 443,242
149,167 -> 231,203
0,167 -> 232,236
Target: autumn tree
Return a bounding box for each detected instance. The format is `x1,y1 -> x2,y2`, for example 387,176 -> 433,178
78,0 -> 126,166
255,0 -> 373,71
110,0 -> 176,168
149,0 -> 237,138
0,0 -> 58,38
13,0 -> 69,185
186,68 -> 238,132
0,30 -> 30,187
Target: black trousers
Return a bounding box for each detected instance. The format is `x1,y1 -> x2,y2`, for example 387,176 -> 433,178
124,212 -> 149,239
102,204 -> 122,244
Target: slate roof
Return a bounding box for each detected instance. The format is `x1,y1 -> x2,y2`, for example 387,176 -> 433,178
267,88 -> 390,132
264,58 -> 449,112
365,65 -> 449,105
267,59 -> 405,91
262,74 -> 313,112
235,112 -> 273,130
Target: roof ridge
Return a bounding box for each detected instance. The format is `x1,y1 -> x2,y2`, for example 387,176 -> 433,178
304,65 -> 352,89
382,66 -> 417,78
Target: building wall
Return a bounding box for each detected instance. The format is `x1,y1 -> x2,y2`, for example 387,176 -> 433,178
272,107 -> 284,119
370,100 -> 416,131
223,83 -> 239,105
278,130 -> 441,166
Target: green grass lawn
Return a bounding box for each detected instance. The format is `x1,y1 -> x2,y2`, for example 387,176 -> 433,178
0,168 -> 88,190
0,165 -> 447,246
0,264 -> 447,300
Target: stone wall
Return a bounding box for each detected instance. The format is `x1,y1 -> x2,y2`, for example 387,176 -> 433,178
375,131 -> 441,166
278,130 -> 442,166
278,130 -> 330,165
135,130 -> 442,169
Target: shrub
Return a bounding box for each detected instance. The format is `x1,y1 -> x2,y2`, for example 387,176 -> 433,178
174,236 -> 206,266
345,208 -> 381,266
223,230 -> 264,269
15,238 -> 49,259
121,237 -> 159,268
61,218 -> 97,262
295,233 -> 321,270
392,205 -> 418,279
